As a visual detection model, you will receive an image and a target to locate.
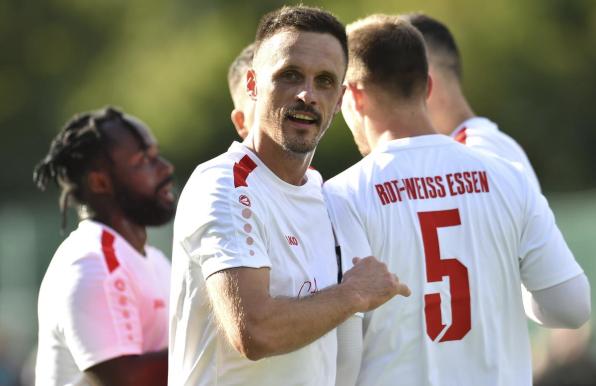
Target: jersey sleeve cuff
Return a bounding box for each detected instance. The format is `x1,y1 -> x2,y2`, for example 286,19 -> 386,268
76,345 -> 143,371
200,253 -> 271,279
524,265 -> 584,292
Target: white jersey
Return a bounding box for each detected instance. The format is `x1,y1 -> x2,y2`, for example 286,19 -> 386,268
169,142 -> 338,386
451,117 -> 540,190
324,135 -> 582,386
36,220 -> 171,386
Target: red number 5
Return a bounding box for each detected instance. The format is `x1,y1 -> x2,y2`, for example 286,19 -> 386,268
418,209 -> 471,342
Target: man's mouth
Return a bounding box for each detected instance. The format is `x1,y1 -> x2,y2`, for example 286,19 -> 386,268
156,176 -> 175,202
286,111 -> 320,126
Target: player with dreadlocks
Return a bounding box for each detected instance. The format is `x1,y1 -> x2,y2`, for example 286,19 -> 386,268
33,107 -> 174,386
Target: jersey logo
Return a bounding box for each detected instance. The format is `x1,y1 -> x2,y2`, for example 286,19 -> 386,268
239,194 -> 251,207
286,235 -> 299,246
298,278 -> 319,298
453,127 -> 467,144
233,155 -> 258,188
101,230 -> 120,273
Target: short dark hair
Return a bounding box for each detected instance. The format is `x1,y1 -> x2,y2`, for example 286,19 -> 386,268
227,42 -> 255,108
346,16 -> 428,100
33,107 -> 143,230
254,5 -> 348,64
404,13 -> 462,79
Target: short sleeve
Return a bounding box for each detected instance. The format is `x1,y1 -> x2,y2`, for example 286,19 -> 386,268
519,185 -> 583,291
60,256 -> 143,371
177,166 -> 271,279
324,180 -> 373,274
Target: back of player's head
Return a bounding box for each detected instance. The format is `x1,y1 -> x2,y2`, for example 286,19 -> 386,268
228,42 -> 255,109
254,5 -> 348,64
346,15 -> 428,101
404,13 -> 462,80
33,107 -> 145,229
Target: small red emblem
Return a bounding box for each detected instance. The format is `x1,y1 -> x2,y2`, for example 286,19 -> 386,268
239,195 -> 251,207
115,278 -> 126,291
286,235 -> 299,246
154,299 -> 166,310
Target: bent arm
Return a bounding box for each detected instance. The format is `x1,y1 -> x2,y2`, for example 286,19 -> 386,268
84,351 -> 167,386
207,267 -> 356,361
526,274 -> 591,329
206,257 -> 408,361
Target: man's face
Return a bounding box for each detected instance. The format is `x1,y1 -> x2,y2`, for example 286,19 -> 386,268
105,123 -> 176,226
250,29 -> 346,154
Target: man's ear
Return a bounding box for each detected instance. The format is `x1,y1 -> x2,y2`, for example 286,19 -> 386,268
247,70 -> 257,100
346,83 -> 365,112
426,73 -> 433,100
334,84 -> 347,115
86,170 -> 112,195
230,109 -> 249,139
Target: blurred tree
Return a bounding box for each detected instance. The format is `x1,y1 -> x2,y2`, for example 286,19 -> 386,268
1,0 -> 594,197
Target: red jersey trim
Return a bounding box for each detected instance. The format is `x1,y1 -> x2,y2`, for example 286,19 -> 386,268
101,230 -> 120,273
233,155 -> 258,188
453,127 -> 467,144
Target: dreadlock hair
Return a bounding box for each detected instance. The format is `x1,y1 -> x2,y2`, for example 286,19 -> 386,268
33,106 -> 138,232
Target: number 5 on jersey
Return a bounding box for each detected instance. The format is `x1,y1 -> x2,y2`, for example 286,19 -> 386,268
418,209 -> 471,342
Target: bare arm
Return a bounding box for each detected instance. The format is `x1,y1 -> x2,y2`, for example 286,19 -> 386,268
206,256 -> 410,361
84,350 -> 167,386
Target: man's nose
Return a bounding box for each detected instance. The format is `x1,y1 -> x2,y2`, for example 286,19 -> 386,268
296,81 -> 317,105
159,156 -> 175,175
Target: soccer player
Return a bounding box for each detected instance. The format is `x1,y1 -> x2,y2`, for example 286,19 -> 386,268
405,13 -> 593,357
324,17 -> 591,385
33,107 -> 175,386
228,42 -> 256,139
403,13 -> 540,190
169,6 -> 410,386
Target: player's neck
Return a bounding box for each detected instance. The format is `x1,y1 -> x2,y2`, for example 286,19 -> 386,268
93,212 -> 147,255
367,102 -> 437,147
245,132 -> 312,186
431,86 -> 475,135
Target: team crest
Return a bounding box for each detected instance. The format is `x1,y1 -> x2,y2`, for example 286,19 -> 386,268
239,195 -> 251,207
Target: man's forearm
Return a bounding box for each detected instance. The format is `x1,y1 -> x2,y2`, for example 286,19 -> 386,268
242,284 -> 359,359
208,258 -> 407,361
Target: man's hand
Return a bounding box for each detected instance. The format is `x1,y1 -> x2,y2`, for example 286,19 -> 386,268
341,256 -> 411,312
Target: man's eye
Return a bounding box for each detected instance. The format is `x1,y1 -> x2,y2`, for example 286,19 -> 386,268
282,71 -> 301,81
138,153 -> 152,165
317,76 -> 334,87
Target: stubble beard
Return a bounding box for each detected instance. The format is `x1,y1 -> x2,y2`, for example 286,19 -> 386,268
278,117 -> 329,156
111,175 -> 176,227
280,130 -> 319,155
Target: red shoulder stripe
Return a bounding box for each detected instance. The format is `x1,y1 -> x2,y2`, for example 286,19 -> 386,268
454,127 -> 467,144
101,230 -> 120,273
233,155 -> 258,188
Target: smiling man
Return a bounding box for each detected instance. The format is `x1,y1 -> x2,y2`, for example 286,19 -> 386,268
169,5 -> 410,386
33,107 -> 175,386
